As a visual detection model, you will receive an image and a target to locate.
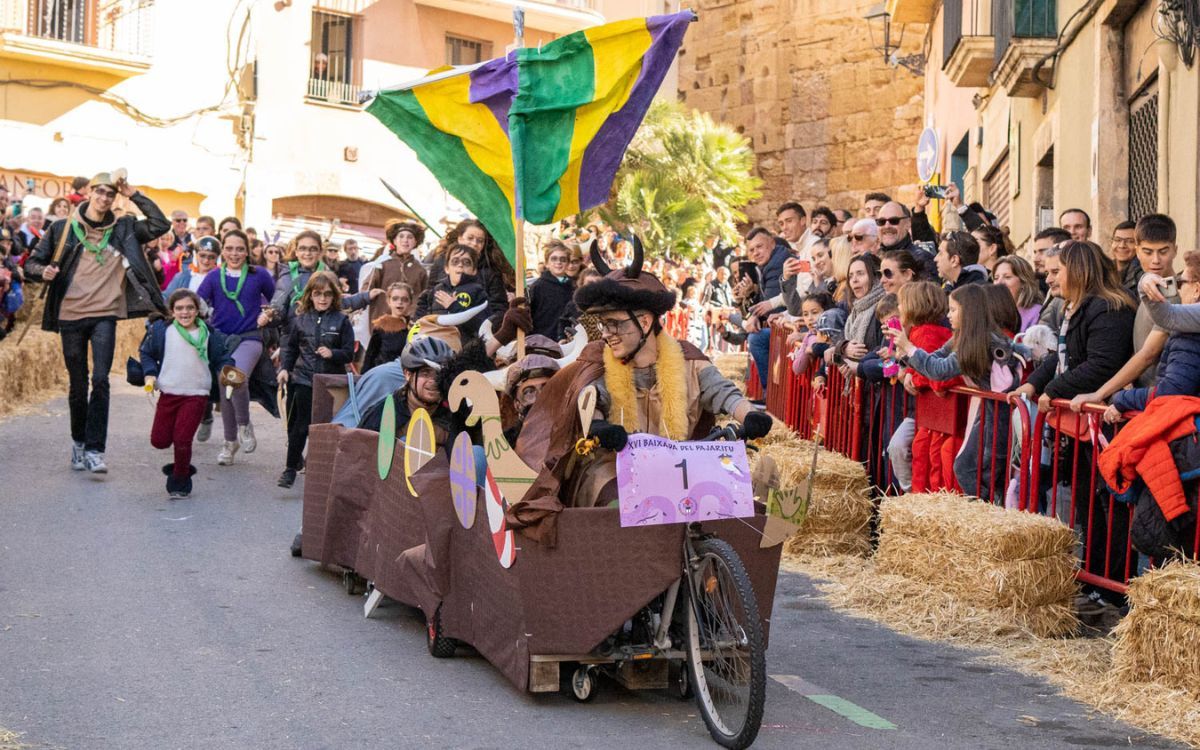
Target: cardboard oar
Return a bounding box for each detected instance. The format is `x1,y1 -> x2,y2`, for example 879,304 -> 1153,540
377,393 -> 397,480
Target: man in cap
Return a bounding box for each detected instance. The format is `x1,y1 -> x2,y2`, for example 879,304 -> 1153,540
510,240 -> 773,533
26,172 -> 169,473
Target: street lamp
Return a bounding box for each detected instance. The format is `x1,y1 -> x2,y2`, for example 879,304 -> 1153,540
864,3 -> 926,76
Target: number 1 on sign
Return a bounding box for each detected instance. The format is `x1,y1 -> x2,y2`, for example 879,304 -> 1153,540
674,459 -> 689,490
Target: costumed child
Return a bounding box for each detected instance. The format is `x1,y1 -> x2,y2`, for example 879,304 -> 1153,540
888,283 -> 1028,501
140,289 -> 235,498
276,271 -> 356,489
414,244 -> 487,337
892,282 -> 960,493
363,281 -> 413,372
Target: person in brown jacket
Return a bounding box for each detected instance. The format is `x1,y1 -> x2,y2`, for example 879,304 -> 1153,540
367,220 -> 428,327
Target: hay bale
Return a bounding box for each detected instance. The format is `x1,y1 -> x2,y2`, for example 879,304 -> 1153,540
876,492 -> 1080,637
1111,560 -> 1200,698
0,316 -> 143,420
755,439 -> 873,557
713,351 -> 750,387
879,491 -> 1077,561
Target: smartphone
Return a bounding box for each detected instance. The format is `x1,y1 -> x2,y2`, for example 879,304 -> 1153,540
737,261 -> 758,282
922,184 -> 948,200
1159,276 -> 1179,299
24,178 -> 35,193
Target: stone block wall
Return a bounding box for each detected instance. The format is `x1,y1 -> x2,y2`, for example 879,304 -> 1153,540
677,0 -> 927,223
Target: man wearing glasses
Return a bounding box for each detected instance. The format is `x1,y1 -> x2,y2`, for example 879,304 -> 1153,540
875,201 -> 937,279
1109,220 -> 1141,297
26,173 -> 169,474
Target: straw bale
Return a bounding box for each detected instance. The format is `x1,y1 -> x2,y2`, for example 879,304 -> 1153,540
713,351 -> 750,388
876,532 -> 1078,609
0,316 -> 143,420
879,492 -> 1077,562
785,530 -> 871,558
1112,608 -> 1200,698
1124,559 -> 1200,626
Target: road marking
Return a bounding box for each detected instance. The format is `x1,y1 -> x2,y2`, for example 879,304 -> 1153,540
771,674 -> 897,730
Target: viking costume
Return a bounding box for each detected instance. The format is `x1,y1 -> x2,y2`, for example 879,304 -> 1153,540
510,240 -> 760,545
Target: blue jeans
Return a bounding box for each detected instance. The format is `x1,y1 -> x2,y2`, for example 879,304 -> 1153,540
748,327 -> 771,391
59,316 -> 117,453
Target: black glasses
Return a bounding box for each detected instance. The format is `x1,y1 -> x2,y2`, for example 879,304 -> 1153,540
881,268 -> 896,279
876,217 -> 905,227
851,234 -> 867,242
92,188 -> 116,198
173,218 -> 188,223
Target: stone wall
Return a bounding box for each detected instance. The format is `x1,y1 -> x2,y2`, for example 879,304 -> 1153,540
677,0 -> 927,224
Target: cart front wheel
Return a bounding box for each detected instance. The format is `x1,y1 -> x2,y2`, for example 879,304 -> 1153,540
427,608 -> 457,659
571,666 -> 597,702
685,537 -> 765,750
669,661 -> 693,700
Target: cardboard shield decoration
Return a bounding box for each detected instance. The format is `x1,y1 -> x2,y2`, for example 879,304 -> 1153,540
577,385 -> 597,431
483,467 -> 516,568
378,393 -> 397,480
449,432 -> 477,529
403,407 -> 436,495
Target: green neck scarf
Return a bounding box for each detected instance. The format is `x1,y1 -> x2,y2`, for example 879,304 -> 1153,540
172,319 -> 209,363
288,260 -> 327,304
70,219 -> 113,265
220,263 -> 248,316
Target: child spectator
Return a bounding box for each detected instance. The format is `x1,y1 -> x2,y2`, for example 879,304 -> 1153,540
791,292 -> 836,375
681,283 -> 709,352
890,284 -> 1028,500
363,282 -> 413,372
276,272 -> 355,488
810,307 -> 847,392
415,244 -> 487,336
139,290 -> 234,498
528,240 -> 577,341
848,294 -> 908,489
894,281 -> 960,492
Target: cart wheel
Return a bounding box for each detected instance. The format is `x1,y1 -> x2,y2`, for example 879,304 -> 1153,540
669,661 -> 693,700
570,666 -> 597,702
427,608 -> 456,659
685,537 -> 765,750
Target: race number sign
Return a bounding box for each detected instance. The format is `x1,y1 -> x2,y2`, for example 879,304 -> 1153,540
616,434 -> 754,528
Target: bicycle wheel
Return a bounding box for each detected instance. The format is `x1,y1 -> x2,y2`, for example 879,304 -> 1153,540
684,537 -> 765,750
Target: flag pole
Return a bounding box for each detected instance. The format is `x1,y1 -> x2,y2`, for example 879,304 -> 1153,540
512,7 -> 527,358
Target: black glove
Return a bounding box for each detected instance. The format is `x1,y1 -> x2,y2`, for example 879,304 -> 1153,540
589,419 -> 629,452
742,410 -> 772,441
495,298 -> 532,345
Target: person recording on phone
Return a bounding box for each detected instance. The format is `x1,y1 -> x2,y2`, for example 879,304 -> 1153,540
25,172 -> 169,474
733,227 -> 789,391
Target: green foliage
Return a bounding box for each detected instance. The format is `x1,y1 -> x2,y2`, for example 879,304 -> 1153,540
599,101 -> 761,260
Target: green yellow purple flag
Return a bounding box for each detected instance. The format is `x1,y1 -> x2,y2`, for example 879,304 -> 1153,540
365,11 -> 694,262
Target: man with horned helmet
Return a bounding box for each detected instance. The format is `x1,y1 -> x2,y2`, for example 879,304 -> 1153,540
508,238 -> 773,540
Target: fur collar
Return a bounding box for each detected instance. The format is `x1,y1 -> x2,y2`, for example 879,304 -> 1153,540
603,331 -> 688,440
371,314 -> 409,333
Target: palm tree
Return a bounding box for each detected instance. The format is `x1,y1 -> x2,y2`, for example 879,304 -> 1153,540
600,101 -> 761,261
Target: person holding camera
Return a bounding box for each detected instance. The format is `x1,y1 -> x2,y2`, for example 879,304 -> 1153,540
26,172 -> 169,473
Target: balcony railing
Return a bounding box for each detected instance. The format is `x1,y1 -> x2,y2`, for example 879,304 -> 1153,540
307,77 -> 361,107
0,0 -> 154,58
993,0 -> 1055,66
943,0 -> 992,66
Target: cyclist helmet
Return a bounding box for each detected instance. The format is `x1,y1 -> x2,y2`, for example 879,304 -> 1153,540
400,336 -> 454,372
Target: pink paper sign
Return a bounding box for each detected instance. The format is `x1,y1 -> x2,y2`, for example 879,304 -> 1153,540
616,433 -> 754,528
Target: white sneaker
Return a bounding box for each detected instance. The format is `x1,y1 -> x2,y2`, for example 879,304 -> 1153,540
196,418 -> 212,443
238,423 -> 257,454
71,442 -> 86,471
218,441 -> 239,466
83,452 -> 108,474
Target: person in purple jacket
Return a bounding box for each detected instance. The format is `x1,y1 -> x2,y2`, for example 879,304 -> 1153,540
197,229 -> 275,466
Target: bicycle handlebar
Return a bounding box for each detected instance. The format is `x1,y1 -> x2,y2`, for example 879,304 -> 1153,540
703,423 -> 746,442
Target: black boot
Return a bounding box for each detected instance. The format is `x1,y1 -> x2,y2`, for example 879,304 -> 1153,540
290,531 -> 303,558
164,464 -> 197,499
277,468 -> 297,488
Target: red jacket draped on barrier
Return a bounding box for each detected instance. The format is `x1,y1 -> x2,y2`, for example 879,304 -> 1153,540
1098,395 -> 1200,522
908,324 -> 961,493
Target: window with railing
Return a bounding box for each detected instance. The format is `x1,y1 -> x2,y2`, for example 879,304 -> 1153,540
446,33 -> 491,66
308,10 -> 360,106
992,0 -> 1055,65
22,0 -> 154,57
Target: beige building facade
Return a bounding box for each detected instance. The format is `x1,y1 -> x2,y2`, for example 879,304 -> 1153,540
676,0 -> 928,223
897,0 -> 1199,252
0,0 -> 668,246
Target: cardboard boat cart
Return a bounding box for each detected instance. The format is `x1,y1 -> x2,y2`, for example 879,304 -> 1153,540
301,375 -> 783,695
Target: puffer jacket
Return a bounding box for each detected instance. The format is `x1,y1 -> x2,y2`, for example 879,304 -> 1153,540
1113,331 -> 1200,413
279,308 -> 355,387
25,192 -> 169,331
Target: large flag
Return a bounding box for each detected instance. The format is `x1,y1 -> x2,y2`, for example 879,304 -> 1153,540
365,11 -> 694,262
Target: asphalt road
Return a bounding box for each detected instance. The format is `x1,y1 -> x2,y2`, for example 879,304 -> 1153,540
0,385 -> 1183,749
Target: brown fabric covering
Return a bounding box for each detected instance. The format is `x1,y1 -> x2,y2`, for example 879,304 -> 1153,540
369,313 -> 409,333
299,419 -> 782,692
508,339 -> 714,545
